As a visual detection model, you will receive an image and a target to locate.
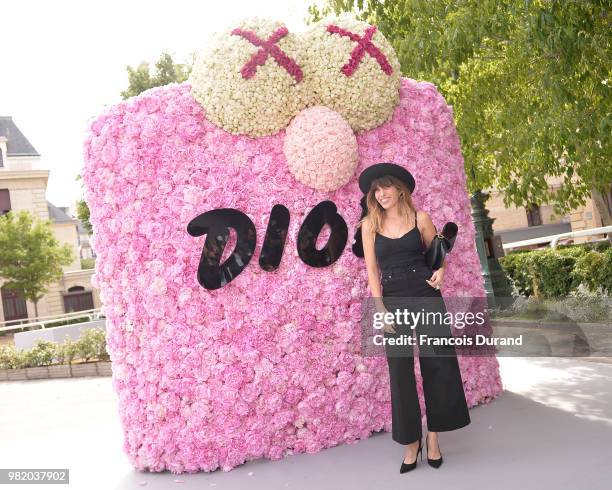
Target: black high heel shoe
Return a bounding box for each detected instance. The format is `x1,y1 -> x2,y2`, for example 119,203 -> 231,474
426,436 -> 443,468
399,437 -> 423,473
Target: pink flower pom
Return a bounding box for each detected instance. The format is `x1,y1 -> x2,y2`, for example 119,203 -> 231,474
283,106 -> 358,191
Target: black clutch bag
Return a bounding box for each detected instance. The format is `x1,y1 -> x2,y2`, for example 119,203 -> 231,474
424,222 -> 458,270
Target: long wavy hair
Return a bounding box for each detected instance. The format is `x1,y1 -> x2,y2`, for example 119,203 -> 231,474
358,175 -> 416,234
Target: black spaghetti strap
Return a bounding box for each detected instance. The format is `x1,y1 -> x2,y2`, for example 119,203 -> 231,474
415,209 -> 423,251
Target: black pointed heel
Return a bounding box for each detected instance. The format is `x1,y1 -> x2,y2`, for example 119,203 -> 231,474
426,436 -> 443,469
399,437 -> 423,474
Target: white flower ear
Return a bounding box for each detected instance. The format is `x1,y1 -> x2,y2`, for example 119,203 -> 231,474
301,14 -> 401,133
188,18 -> 310,137
188,15 -> 401,137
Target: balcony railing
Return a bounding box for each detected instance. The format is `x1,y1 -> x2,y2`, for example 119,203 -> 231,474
503,225 -> 612,251
0,308 -> 105,334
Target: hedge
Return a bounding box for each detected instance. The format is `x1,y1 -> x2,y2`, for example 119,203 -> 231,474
0,327 -> 109,370
500,242 -> 611,299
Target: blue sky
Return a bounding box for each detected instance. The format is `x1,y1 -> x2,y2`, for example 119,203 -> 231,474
0,0 -> 311,214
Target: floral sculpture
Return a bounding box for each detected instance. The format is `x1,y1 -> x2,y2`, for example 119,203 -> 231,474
81,14 -> 503,473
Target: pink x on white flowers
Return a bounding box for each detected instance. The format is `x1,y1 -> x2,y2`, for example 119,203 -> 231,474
231,26 -> 304,83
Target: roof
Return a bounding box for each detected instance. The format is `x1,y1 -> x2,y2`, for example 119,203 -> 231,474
0,116 -> 40,156
47,201 -> 75,224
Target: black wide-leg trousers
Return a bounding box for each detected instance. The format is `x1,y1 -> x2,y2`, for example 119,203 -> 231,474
381,270 -> 471,445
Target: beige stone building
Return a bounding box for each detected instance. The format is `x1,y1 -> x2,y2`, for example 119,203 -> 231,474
0,116 -> 101,325
485,173 -> 610,248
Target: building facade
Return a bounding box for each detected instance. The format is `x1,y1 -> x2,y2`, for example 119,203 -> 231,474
487,171 -> 609,248
0,116 -> 100,326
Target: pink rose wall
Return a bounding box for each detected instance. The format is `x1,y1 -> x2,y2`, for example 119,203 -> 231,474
81,77 -> 503,473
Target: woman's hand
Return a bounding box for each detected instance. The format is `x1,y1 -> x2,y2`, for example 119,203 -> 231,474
426,268 -> 444,290
382,313 -> 397,334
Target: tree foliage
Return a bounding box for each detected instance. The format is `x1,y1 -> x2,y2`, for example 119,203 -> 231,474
120,52 -> 193,100
308,0 -> 611,222
75,174 -> 91,234
0,211 -> 74,318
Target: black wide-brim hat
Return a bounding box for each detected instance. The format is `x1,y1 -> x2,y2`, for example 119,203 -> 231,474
358,162 -> 415,195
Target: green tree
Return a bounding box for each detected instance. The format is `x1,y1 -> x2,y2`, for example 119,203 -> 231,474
75,174 -> 91,234
308,0 -> 612,223
120,52 -> 193,99
0,211 -> 74,319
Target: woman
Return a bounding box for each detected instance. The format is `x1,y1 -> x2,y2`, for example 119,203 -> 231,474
358,162 -> 471,473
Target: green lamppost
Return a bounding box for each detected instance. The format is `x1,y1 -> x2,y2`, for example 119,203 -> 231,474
469,166 -> 513,309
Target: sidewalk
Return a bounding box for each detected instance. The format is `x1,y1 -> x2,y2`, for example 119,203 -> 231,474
1,357 -> 610,490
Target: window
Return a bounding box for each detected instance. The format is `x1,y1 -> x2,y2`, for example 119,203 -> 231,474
605,184 -> 612,217
63,289 -> 94,313
1,286 -> 28,322
0,189 -> 10,216
526,204 -> 542,226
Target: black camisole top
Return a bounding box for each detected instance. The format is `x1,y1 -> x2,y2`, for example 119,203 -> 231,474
374,209 -> 426,272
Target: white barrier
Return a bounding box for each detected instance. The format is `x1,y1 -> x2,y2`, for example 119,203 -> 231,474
502,225 -> 612,251
13,320 -> 106,351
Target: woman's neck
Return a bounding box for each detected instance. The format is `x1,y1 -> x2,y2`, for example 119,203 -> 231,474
384,204 -> 402,220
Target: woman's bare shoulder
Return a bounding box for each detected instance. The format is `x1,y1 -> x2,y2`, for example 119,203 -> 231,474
417,209 -> 434,229
416,209 -> 433,223
361,215 -> 374,234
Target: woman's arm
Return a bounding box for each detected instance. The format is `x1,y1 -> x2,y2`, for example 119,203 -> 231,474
361,217 -> 388,312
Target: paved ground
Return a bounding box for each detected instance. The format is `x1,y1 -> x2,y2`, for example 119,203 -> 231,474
1,357 -> 611,490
